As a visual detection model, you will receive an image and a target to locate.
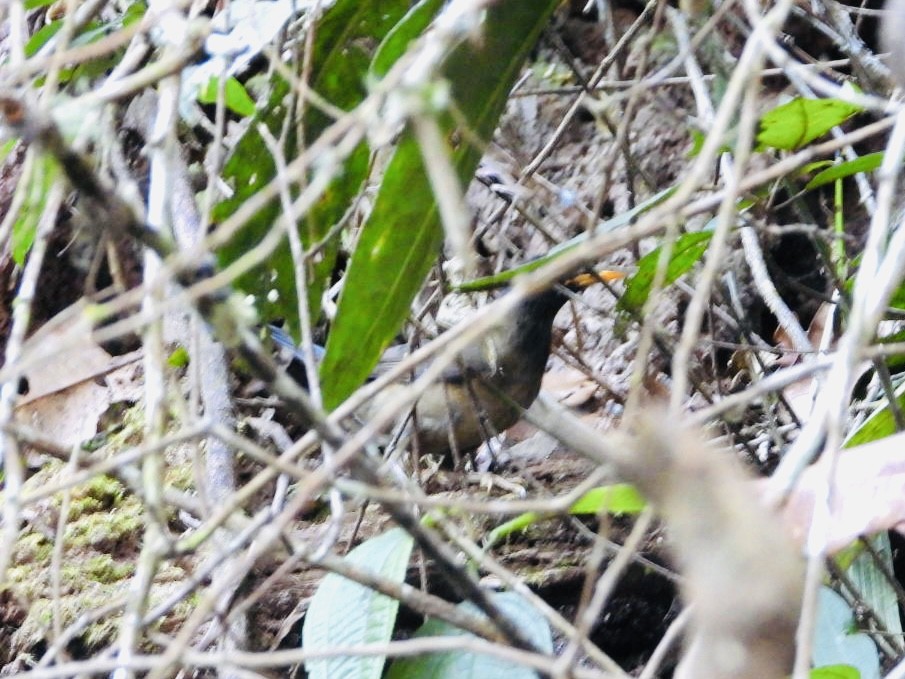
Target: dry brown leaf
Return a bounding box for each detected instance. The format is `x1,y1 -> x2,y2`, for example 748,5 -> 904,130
541,365 -> 598,408
773,301 -> 834,369
14,303 -> 143,447
770,431 -> 905,553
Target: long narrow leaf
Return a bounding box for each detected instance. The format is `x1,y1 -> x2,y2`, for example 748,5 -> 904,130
321,0 -> 559,409
370,0 -> 446,80
619,231 -> 713,312
213,0 -> 409,333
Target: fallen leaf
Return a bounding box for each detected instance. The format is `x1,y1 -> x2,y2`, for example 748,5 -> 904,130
771,432 -> 905,553
542,366 -> 599,408
14,302 -> 144,448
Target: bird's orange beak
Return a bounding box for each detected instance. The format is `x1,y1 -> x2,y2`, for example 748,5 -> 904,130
567,270 -> 627,288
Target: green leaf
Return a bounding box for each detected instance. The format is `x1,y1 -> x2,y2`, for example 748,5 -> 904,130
26,12 -> 134,83
687,128 -> 732,158
619,231 -> 713,312
812,587 -> 879,679
70,20 -> 113,48
25,20 -> 63,57
167,346 -> 190,368
386,592 -> 552,679
568,483 -> 646,515
811,666 -> 861,679
198,76 -> 257,118
805,153 -> 883,190
802,160 -> 835,174
840,396 -> 904,643
0,139 -> 16,165
757,98 -> 862,151
847,534 -> 902,641
68,51 -> 120,82
320,0 -> 559,410
485,484 -> 645,548
370,0 -> 446,80
319,130 -> 446,409
833,542 -> 863,573
122,2 -> 146,27
303,528 -> 415,679
11,156 -> 59,266
875,328 -> 905,373
213,0 -> 410,334
888,278 -> 905,313
688,129 -> 706,157
843,379 -> 905,448
302,0 -> 410,114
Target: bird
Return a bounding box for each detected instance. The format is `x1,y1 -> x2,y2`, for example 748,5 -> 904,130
271,270 -> 624,459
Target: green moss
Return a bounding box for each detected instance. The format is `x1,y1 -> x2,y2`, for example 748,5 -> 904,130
6,459 -> 64,509
13,531 -> 53,565
19,591 -> 124,652
164,461 -> 195,492
82,616 -> 118,649
83,402 -> 145,454
5,397 -> 204,660
150,588 -> 198,634
7,565 -> 45,600
66,497 -> 143,550
155,561 -> 190,583
67,475 -> 126,520
63,555 -> 134,584
28,599 -> 54,627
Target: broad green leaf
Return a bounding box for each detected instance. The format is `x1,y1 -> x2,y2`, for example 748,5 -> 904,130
812,587 -> 879,679
213,0 -> 409,334
847,534 -> 901,640
619,231 -> 713,312
212,74 -> 294,317
757,98 -> 862,151
370,0 -> 445,80
840,389 -> 904,644
198,76 -> 256,118
805,153 -> 883,190
320,0 -> 559,409
303,528 -> 415,679
386,592 -> 552,679
302,0 -> 410,117
811,666 -> 861,679
485,483 -> 646,548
